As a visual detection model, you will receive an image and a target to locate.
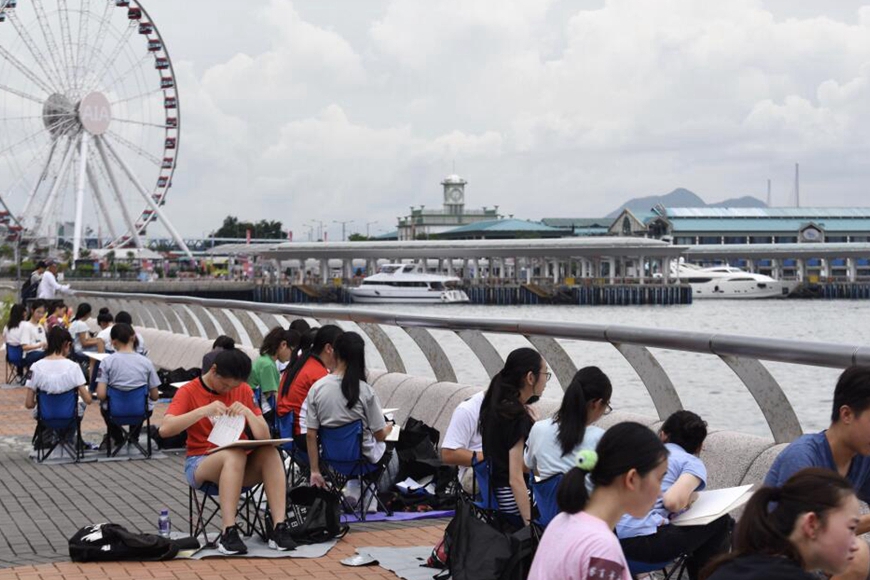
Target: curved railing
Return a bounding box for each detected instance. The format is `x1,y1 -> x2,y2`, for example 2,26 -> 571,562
74,290 -> 870,444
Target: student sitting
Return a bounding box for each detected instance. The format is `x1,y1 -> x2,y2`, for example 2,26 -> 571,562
277,325 -> 342,436
68,303 -> 105,360
248,327 -> 299,423
617,410 -> 731,580
114,311 -> 146,355
525,366 -> 611,479
440,388 -> 485,493
528,422 -> 669,580
20,300 -> 48,367
307,331 -> 397,492
202,335 -> 235,372
4,303 -> 25,348
764,365 -> 870,580
25,327 -> 93,444
159,349 -> 294,555
702,468 -> 860,580
479,347 -> 548,526
45,301 -> 69,330
95,323 -> 161,449
95,308 -> 114,353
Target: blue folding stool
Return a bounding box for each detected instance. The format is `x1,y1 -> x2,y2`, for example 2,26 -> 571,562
5,344 -> 24,384
276,411 -> 310,487
35,389 -> 83,463
188,481 -> 267,547
105,386 -> 151,458
530,473 -> 562,528
318,420 -> 393,521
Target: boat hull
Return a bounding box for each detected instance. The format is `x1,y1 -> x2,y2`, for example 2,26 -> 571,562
348,288 -> 470,304
689,279 -> 789,299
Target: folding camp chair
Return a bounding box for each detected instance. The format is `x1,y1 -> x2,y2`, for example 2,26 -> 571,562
35,389 -> 84,463
627,557 -> 687,580
318,420 -> 393,521
276,411 -> 310,487
105,386 -> 151,458
188,482 -> 267,547
530,473 -> 562,528
5,344 -> 24,384
470,456 -> 527,529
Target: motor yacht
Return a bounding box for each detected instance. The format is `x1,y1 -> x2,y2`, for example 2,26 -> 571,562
676,264 -> 789,299
347,264 -> 470,304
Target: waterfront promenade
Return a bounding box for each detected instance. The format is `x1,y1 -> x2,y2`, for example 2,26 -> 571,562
0,373 -> 447,580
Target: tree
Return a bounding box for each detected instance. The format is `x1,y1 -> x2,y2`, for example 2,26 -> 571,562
211,215 -> 286,240
348,233 -> 371,242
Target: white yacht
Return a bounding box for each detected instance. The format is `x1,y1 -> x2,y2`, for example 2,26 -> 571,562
348,264 -> 470,304
677,264 -> 789,299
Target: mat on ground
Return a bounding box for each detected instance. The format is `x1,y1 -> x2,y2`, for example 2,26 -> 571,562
352,546 -> 438,580
340,509 -> 453,524
180,535 -> 337,559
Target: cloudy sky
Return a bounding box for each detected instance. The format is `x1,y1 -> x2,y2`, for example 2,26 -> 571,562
140,0 -> 870,240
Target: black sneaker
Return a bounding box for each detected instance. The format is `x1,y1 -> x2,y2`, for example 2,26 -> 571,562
217,525 -> 247,555
269,521 -> 297,551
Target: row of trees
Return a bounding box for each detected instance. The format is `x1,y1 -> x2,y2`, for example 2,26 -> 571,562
212,216 -> 286,240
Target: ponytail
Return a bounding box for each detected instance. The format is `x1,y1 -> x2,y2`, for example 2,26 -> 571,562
280,324 -> 342,398
479,347 -> 542,433
701,467 -> 855,579
553,367 -> 612,456
557,422 -> 667,515
333,332 -> 366,409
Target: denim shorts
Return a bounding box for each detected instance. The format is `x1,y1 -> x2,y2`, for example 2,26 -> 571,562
184,455 -> 208,488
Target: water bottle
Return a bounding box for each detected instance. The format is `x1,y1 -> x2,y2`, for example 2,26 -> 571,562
158,509 -> 171,538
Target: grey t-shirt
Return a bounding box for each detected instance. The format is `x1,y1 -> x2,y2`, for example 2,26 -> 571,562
306,374 -> 387,464
97,352 -> 160,391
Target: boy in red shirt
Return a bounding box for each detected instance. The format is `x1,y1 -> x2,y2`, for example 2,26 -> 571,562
160,349 -> 294,555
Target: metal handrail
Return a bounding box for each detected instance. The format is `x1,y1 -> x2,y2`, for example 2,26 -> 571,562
73,289 -> 868,443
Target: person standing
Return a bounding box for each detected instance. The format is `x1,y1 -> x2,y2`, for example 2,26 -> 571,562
37,260 -> 73,300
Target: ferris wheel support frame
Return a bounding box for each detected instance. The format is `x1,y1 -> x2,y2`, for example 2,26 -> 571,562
101,135 -> 193,260
36,134 -> 75,241
86,164 -> 118,241
93,135 -> 142,250
72,133 -> 88,266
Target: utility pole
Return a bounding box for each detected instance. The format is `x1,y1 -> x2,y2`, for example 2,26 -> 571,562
766,179 -> 772,207
794,163 -> 800,208
308,219 -> 324,241
333,220 -> 354,241
366,220 -> 378,238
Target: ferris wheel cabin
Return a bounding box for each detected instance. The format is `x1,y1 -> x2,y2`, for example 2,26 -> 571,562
149,40 -> 163,52
127,7 -> 141,19
166,117 -> 178,127
155,57 -> 169,70
164,96 -> 176,109
138,22 -> 153,34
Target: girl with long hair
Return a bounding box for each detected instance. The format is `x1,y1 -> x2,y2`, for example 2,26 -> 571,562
306,331 -> 396,491
24,327 -> 92,422
479,347 -> 549,525
3,303 -> 26,347
528,422 -> 669,580
702,468 -> 860,580
248,326 -> 300,420
525,365 -> 612,479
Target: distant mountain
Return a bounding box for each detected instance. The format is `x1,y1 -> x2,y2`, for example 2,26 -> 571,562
606,188 -> 767,218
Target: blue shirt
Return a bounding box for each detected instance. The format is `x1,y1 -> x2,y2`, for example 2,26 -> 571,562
765,431 -> 870,502
616,442 -> 707,539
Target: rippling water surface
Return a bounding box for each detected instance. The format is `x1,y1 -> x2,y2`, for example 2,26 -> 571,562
321,301 -> 870,437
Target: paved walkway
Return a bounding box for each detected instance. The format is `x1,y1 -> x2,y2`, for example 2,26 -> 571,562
0,382 -> 447,580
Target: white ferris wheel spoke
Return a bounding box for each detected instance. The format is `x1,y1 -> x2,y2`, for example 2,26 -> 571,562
101,52 -> 152,94
7,12 -> 64,92
1,142 -> 56,230
73,0 -> 91,93
106,129 -> 161,166
72,133 -> 89,266
0,82 -> 47,105
17,139 -> 59,223
31,0 -> 71,90
35,133 -> 77,239
93,135 -> 143,249
109,87 -> 163,109
82,0 -> 113,87
86,163 -> 118,241
91,24 -> 134,93
0,123 -> 57,158
0,44 -> 55,96
56,1 -> 75,91
112,117 -> 172,130
101,135 -> 192,259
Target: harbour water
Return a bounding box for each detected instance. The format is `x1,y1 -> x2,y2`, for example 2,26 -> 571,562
333,301 -> 870,438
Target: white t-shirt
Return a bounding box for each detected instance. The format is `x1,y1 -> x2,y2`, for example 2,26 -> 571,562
97,325 -> 114,352
3,325 -> 23,346
441,390 -> 485,478
69,319 -> 92,352
525,418 -> 605,479
26,358 -> 86,394
19,320 -> 46,348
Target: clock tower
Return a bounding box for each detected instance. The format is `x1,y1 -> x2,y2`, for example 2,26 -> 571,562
442,174 -> 467,215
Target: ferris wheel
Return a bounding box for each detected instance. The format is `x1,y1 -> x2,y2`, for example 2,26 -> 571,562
0,0 -> 192,262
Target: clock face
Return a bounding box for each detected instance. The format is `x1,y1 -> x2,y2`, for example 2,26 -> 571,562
449,188 -> 463,202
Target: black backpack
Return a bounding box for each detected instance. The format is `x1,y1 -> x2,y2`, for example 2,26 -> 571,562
284,486 -> 348,544
439,502 -> 536,580
20,278 -> 37,302
69,523 -> 179,562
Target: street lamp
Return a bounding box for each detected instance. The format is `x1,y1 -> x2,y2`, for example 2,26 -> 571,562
333,220 -> 354,242
365,220 -> 379,238
308,219 -> 325,241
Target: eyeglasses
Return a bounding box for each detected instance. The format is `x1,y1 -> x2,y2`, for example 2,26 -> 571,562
540,371 -> 552,382
604,402 -> 613,415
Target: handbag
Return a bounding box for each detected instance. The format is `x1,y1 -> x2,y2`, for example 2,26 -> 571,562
285,486 -> 349,544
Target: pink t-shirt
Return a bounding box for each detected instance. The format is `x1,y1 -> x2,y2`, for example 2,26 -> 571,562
528,511 -> 632,580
